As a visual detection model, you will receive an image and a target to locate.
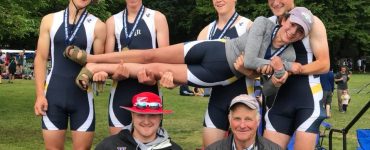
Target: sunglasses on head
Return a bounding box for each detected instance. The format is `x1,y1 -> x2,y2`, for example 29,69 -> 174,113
134,101 -> 162,110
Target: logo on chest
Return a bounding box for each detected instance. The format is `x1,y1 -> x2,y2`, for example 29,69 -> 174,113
133,29 -> 142,37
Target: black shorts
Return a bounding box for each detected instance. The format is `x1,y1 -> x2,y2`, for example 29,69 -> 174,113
322,91 -> 332,105
8,66 -> 16,74
42,74 -> 95,131
184,40 -> 237,87
265,75 -> 326,136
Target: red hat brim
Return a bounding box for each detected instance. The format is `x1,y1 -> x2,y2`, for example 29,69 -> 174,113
120,106 -> 173,115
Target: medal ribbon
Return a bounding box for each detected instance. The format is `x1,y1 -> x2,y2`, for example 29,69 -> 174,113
208,11 -> 239,40
64,7 -> 88,45
264,25 -> 289,59
123,5 -> 145,46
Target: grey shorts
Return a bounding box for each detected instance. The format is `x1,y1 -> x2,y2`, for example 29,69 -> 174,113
322,91 -> 333,105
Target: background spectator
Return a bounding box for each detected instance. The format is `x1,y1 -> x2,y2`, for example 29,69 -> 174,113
335,66 -> 351,112
362,57 -> 367,73
357,58 -> 362,72
341,90 -> 351,113
320,70 -> 335,118
0,50 -> 4,83
7,55 -> 17,83
347,58 -> 353,71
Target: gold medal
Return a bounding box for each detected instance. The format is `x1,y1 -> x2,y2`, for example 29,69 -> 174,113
122,47 -> 129,51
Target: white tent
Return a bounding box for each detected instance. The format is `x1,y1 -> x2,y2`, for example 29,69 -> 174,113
1,49 -> 35,54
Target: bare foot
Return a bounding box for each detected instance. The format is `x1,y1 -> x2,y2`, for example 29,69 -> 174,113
64,45 -> 87,65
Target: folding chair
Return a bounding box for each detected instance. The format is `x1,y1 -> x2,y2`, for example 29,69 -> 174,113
356,129 -> 370,150
316,122 -> 332,150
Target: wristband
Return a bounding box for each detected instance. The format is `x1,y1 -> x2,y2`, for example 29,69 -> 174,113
274,68 -> 286,78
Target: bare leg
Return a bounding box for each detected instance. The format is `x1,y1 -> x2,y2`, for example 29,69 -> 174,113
326,104 -> 331,118
263,129 -> 291,149
294,131 -> 317,150
337,89 -> 343,112
86,43 -> 186,64
71,131 -> 94,150
109,127 -> 122,135
43,130 -> 66,150
203,128 -> 227,147
85,63 -> 188,85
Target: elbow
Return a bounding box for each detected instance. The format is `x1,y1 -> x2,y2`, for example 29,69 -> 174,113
314,59 -> 330,74
243,57 -> 257,70
244,62 -> 252,69
321,64 -> 330,73
324,66 -> 329,72
244,61 -> 256,70
322,60 -> 330,73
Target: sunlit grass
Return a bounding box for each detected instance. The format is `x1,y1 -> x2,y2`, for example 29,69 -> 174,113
0,73 -> 369,149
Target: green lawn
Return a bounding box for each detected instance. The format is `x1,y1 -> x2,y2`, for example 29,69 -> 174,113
0,74 -> 369,150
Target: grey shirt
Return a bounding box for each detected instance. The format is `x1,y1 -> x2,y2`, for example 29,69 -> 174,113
335,72 -> 350,90
225,16 -> 296,77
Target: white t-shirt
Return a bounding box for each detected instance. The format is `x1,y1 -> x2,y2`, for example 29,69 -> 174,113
357,59 -> 362,67
341,94 -> 350,105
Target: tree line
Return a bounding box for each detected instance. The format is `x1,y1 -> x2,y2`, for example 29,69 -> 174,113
0,0 -> 369,62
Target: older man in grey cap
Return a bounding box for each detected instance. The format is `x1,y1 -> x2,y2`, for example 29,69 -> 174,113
206,94 -> 282,150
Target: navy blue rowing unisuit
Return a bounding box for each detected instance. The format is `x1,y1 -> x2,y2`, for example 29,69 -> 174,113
108,8 -> 160,127
42,10 -> 98,131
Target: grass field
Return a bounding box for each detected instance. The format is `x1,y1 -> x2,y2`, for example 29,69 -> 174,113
0,73 -> 369,150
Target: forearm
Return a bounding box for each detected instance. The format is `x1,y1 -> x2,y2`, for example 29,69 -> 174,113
87,51 -> 125,63
34,57 -> 47,97
244,57 -> 270,70
300,59 -> 329,75
334,78 -> 342,82
88,63 -> 119,75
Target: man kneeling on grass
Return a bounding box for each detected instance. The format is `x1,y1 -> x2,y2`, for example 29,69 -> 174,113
95,92 -> 182,150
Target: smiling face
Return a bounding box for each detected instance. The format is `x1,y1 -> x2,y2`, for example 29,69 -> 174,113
268,0 -> 294,17
132,113 -> 162,142
277,16 -> 305,44
228,103 -> 260,144
213,0 -> 236,15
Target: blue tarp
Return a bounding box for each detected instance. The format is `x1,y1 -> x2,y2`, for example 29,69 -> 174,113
357,129 -> 370,150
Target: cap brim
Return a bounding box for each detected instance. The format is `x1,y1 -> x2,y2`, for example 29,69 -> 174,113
120,106 -> 173,114
229,99 -> 259,110
289,15 -> 308,36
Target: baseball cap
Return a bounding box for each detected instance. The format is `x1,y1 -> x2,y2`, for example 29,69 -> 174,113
121,92 -> 173,114
229,94 -> 260,111
289,7 -> 314,36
